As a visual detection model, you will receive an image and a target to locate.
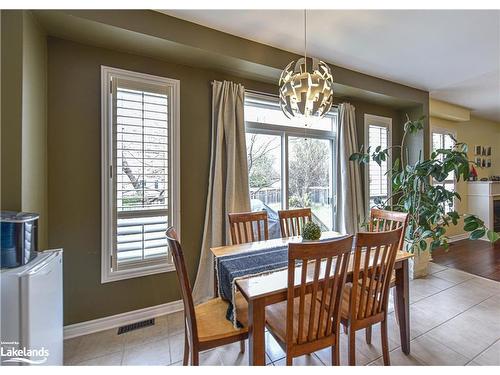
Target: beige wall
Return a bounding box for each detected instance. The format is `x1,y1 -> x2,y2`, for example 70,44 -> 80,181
430,115 -> 500,237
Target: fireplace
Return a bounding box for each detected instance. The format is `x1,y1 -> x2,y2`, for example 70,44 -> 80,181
467,181 -> 500,239
494,198 -> 500,233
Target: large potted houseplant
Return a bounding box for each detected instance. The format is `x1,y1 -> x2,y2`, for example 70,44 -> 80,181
350,115 -> 499,278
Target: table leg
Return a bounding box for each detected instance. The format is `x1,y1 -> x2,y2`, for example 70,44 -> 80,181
213,265 -> 218,297
248,298 -> 266,366
395,259 -> 410,354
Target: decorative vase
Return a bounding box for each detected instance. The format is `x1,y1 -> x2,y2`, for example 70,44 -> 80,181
404,239 -> 432,279
409,250 -> 431,279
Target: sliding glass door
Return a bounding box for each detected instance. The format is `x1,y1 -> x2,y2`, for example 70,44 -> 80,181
244,93 -> 337,233
288,137 -> 333,230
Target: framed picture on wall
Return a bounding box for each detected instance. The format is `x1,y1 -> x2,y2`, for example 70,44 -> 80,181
475,157 -> 482,166
487,159 -> 492,168
475,145 -> 482,155
482,159 -> 486,168
482,147 -> 487,156
487,147 -> 492,156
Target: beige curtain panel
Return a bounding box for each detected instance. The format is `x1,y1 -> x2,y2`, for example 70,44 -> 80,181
335,103 -> 365,234
192,80 -> 251,303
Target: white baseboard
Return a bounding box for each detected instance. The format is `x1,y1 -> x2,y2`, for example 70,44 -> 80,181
64,300 -> 183,340
448,233 -> 469,243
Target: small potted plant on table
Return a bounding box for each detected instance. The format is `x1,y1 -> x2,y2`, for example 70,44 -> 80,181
302,221 -> 322,241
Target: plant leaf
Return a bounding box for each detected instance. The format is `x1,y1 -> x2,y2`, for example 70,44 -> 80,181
469,229 -> 486,240
486,230 -> 500,243
464,221 -> 479,232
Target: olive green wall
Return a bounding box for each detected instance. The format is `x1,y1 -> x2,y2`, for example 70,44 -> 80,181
1,10 -> 23,211
401,105 -> 427,164
340,98 -> 403,210
21,11 -> 48,248
48,37 -> 420,325
1,10 -> 48,248
47,37 -> 276,325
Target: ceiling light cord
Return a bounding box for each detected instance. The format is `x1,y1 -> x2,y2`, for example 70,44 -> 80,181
304,9 -> 307,68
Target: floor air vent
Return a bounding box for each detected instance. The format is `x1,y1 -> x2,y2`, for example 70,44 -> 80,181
117,318 -> 155,335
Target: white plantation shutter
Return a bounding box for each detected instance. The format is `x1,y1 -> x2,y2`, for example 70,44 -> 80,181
101,67 -> 180,282
368,125 -> 389,206
432,131 -> 455,212
114,80 -> 170,266
365,115 -> 392,211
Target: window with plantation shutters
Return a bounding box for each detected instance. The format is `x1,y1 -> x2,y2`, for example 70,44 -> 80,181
101,67 -> 180,283
364,114 -> 392,211
432,130 -> 456,213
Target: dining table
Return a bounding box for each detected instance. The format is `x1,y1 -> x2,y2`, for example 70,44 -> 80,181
211,230 -> 414,366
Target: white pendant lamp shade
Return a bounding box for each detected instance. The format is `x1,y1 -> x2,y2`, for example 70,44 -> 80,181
279,57 -> 334,124
279,10 -> 334,126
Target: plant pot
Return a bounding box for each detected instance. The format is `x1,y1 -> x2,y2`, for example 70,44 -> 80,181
409,250 -> 432,279
301,238 -> 320,242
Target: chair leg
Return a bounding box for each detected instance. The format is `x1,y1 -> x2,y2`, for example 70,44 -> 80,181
331,344 -> 340,366
393,288 -> 400,326
381,320 -> 390,366
183,330 -> 189,366
348,328 -> 356,366
342,322 -> 348,335
286,356 -> 293,366
240,340 -> 245,354
365,326 -> 372,344
191,349 -> 199,366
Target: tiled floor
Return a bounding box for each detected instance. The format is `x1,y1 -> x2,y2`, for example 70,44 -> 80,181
64,263 -> 500,366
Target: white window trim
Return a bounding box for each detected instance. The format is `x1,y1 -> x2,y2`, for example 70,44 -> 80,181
364,114 -> 392,213
100,66 -> 180,283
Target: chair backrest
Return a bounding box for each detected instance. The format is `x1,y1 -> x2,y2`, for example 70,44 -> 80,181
369,208 -> 408,251
228,211 -> 268,244
278,208 -> 312,237
165,227 -> 198,344
286,235 -> 353,351
349,228 -> 403,325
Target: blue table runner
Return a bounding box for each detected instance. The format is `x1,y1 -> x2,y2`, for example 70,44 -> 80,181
216,245 -> 289,326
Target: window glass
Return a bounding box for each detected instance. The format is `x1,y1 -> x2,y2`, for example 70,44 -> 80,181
367,124 -> 389,208
244,94 -> 336,233
245,95 -> 336,132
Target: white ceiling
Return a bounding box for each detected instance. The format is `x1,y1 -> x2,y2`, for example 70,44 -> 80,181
162,10 -> 500,122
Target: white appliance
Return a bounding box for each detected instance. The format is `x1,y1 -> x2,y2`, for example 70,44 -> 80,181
1,249 -> 63,366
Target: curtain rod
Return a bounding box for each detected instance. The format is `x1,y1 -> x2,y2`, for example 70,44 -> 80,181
244,88 -> 279,98
210,80 -> 277,96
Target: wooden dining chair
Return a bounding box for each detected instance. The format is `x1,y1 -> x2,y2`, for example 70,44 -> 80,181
265,235 -> 354,365
166,227 -> 248,365
228,211 -> 268,245
278,208 -> 312,237
364,208 -> 408,344
342,228 -> 403,366
368,208 -> 408,250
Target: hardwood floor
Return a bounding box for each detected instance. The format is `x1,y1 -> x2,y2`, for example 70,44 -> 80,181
432,239 -> 500,281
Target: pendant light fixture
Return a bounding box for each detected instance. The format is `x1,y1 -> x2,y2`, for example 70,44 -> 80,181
279,9 -> 334,126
